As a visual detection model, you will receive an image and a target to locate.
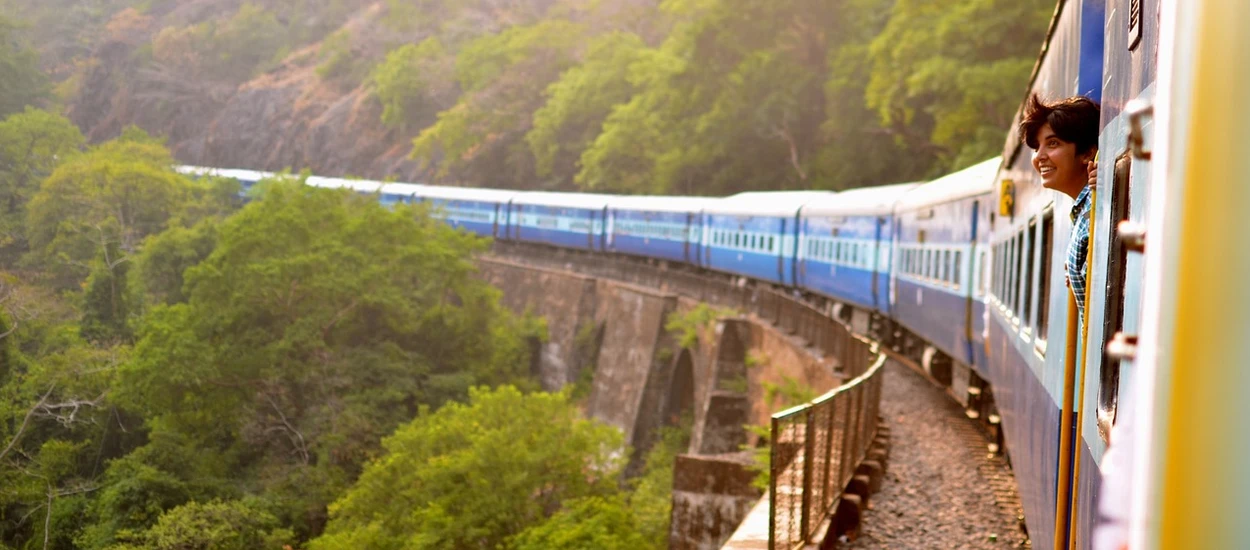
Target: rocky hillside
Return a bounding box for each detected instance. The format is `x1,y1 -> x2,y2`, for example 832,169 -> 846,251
63,0 -> 425,180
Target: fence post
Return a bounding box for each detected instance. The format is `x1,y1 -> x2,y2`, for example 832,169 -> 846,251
769,415 -> 779,550
801,407 -> 816,541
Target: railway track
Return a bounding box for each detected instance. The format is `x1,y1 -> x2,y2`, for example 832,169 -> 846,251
842,355 -> 1029,549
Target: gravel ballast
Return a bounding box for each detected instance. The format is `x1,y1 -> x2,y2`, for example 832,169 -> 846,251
844,360 -> 1030,549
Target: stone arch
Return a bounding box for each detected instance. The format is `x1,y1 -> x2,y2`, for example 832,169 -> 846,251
663,348 -> 696,428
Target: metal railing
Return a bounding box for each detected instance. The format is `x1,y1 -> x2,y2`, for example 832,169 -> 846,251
770,337 -> 886,549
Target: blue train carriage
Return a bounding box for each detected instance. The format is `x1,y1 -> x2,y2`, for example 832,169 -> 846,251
796,183 -> 918,331
508,191 -> 614,252
414,185 -> 518,238
700,191 -> 834,286
306,175 -> 385,197
605,195 -> 713,264
985,0 -> 1110,544
377,182 -> 425,208
175,165 -> 280,196
890,158 -> 997,393
1068,0 -> 1157,546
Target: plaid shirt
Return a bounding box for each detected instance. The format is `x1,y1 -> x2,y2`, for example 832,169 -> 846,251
1067,185 -> 1093,320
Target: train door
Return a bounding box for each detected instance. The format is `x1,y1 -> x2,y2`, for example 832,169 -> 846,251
871,216 -> 884,310
777,217 -> 787,284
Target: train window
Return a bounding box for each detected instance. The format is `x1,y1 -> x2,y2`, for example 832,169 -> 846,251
996,244 -> 1005,299
1098,153 -> 1134,443
978,251 -> 987,294
926,250 -> 934,280
942,250 -> 951,283
1001,242 -> 1011,303
1006,236 -> 1016,312
953,250 -> 962,288
1023,219 -> 1037,329
991,246 -> 998,297
1002,241 -> 1011,309
1037,211 -> 1055,343
1012,233 -> 1024,316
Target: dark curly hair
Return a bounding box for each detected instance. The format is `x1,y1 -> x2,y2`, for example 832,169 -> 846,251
1020,93 -> 1101,154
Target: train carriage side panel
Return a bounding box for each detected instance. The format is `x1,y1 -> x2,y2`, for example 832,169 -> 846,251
798,184 -> 918,312
606,197 -> 712,264
701,192 -> 834,285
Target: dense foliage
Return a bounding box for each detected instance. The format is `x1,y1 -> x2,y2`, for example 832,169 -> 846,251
0,0 -> 1058,545
1,0 -> 1051,194
0,102 -> 593,546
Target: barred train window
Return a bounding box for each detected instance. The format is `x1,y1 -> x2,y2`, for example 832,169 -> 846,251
1023,219 -> 1037,329
953,250 -> 962,288
1037,212 -> 1055,342
1008,234 -> 1019,314
1099,153 -> 1134,443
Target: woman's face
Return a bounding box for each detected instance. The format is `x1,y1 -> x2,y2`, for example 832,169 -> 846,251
1031,123 -> 1091,194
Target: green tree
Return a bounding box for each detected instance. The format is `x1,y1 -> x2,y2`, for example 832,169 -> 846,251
80,242 -> 134,343
0,108 -> 85,266
24,137 -> 189,289
0,321 -> 126,549
577,0 -> 839,194
371,38 -> 455,131
312,386 -> 625,550
104,183 -> 536,541
133,221 -> 218,307
526,32 -> 648,189
106,499 -> 294,550
410,19 -> 589,186
512,496 -> 647,550
0,15 -> 49,117
865,0 -> 1052,170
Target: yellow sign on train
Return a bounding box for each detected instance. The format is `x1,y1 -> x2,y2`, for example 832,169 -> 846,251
999,179 -> 1015,217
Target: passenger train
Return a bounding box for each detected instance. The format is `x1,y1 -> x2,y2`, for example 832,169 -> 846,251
179,0 -> 1250,547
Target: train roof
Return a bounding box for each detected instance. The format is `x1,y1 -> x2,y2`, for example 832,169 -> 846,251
415,185 -> 518,202
306,175 -> 384,193
378,182 -> 425,197
608,195 -> 716,213
800,182 -> 922,218
176,165 -> 279,182
511,191 -> 615,209
703,190 -> 837,218
894,158 -> 1000,210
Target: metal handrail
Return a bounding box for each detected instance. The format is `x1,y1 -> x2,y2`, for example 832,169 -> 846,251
769,339 -> 886,550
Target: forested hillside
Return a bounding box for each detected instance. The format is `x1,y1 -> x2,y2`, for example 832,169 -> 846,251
0,107 -> 695,547
0,0 -> 1058,546
2,0 -> 1053,194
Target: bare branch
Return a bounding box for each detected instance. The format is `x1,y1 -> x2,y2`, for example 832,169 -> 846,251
32,393 -> 107,427
43,485 -> 51,550
0,385 -> 56,463
264,393 -> 310,465
772,124 -> 809,182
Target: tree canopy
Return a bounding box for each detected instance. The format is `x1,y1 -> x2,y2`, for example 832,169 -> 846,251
312,385 -> 625,549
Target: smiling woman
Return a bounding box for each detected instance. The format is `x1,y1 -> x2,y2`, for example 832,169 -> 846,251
1022,94 -> 1101,200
